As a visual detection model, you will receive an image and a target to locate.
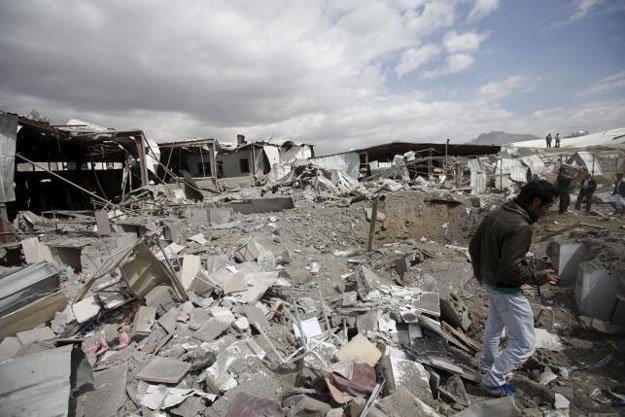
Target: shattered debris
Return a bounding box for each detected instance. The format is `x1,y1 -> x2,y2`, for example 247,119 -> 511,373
1,115 -> 624,416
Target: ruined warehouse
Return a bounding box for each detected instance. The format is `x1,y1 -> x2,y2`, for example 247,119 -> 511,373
0,110 -> 625,417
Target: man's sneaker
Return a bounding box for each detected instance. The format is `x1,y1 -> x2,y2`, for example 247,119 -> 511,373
481,383 -> 517,397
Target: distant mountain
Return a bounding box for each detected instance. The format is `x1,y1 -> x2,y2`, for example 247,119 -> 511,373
467,131 -> 540,145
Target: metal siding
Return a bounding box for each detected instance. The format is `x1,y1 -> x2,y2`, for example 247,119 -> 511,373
0,113 -> 17,202
303,152 -> 360,179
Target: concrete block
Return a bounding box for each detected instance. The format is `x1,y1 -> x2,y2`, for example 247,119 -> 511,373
229,197 -> 295,214
137,356 -> 191,384
0,337 -> 21,361
16,326 -> 56,345
181,254 -> 201,291
575,261 -> 625,321
72,295 -> 101,323
547,241 -> 590,282
208,208 -> 232,225
194,319 -> 231,342
131,306 -> 157,341
380,354 -> 433,402
335,334 -> 382,366
144,286 -> 176,316
283,394 -> 331,417
158,307 -> 181,334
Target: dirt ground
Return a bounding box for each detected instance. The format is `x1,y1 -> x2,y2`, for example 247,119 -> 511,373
227,190 -> 625,415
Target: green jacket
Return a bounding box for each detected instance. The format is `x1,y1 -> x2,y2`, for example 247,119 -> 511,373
469,200 -> 547,288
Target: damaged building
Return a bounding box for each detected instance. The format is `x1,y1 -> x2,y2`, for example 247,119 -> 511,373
158,134 -> 314,189
2,113 -> 160,219
1,109 -> 625,417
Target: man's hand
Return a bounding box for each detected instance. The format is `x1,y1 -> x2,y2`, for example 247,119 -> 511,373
543,269 -> 559,285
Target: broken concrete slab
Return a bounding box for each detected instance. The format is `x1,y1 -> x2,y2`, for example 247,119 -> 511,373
158,307 -> 181,334
194,319 -> 231,342
283,394 -> 331,417
75,363 -> 127,417
231,271 -> 290,304
380,354 -> 433,402
20,237 -> 55,265
210,306 -> 236,324
242,304 -> 270,332
575,261 -> 625,322
335,334 -> 382,366
356,266 -> 381,301
137,356 -> 191,384
547,240 -> 590,282
132,306 -> 157,341
229,197 -> 295,214
208,208 -> 232,225
225,391 -> 284,417
234,241 -> 268,263
378,386 -> 444,417
144,285 -> 177,316
181,254 -> 201,291
0,337 -> 21,361
450,396 -> 521,417
205,338 -> 266,393
16,326 -> 56,345
72,295 -> 101,324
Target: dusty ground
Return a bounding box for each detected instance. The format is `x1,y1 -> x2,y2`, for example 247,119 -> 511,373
217,190 -> 625,415
4,188 -> 625,416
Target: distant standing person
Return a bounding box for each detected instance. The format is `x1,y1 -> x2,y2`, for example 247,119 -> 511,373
554,133 -> 560,148
545,133 -> 552,148
575,172 -> 597,213
556,166 -> 577,213
469,180 -> 559,397
610,173 -> 625,216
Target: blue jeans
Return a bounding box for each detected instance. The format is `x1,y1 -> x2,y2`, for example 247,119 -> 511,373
481,288 -> 536,387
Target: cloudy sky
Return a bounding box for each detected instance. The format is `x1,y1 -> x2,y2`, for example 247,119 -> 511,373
1,0 -> 624,153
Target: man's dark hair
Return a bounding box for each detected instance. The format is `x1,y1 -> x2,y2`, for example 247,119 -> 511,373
516,180 -> 558,206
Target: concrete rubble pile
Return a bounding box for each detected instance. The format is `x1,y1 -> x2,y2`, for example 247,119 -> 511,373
1,151 -> 625,417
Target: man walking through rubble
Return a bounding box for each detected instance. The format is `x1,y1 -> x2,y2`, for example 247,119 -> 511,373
575,171 -> 597,213
469,180 -> 559,397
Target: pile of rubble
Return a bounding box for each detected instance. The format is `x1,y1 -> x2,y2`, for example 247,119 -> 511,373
1,171 -> 625,417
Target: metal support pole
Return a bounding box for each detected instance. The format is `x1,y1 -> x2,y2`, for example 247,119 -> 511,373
366,196 -> 380,252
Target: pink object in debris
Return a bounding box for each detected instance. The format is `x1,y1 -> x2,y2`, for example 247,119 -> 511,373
176,312 -> 190,323
95,338 -> 110,355
118,331 -> 130,348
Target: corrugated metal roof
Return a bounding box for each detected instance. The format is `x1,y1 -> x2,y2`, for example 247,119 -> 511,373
569,151 -> 603,175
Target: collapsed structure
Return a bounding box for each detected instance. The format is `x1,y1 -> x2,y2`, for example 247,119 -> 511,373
0,110 -> 624,417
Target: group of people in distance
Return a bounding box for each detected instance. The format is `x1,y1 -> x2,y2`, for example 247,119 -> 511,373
545,133 -> 560,148
556,167 -> 625,216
